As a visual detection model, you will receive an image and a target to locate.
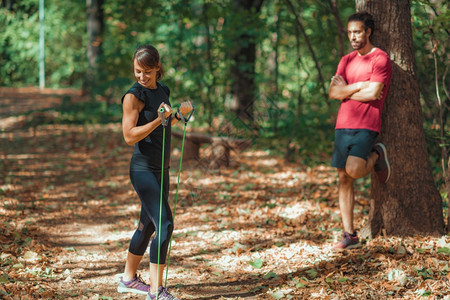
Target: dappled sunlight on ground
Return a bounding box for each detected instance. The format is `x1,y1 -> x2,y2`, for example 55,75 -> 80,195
1,118 -> 449,298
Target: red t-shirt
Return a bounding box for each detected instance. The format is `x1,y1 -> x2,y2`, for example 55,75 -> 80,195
335,48 -> 392,133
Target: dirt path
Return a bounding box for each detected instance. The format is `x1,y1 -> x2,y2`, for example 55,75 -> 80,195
0,91 -> 449,299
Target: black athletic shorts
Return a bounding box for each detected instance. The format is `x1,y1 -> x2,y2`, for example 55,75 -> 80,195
331,129 -> 378,169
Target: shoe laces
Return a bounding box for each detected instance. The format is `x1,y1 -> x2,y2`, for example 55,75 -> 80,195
134,274 -> 148,287
151,287 -> 177,300
161,287 -> 176,299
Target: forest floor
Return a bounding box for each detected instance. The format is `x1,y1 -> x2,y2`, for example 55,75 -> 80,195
0,89 -> 449,299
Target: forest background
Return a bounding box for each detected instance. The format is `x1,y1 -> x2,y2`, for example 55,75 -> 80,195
0,0 -> 449,299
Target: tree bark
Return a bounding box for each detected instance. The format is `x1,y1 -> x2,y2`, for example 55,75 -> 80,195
355,0 -> 445,237
230,0 -> 264,121
447,157 -> 450,232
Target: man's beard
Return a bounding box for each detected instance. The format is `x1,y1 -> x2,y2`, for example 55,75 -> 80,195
351,40 -> 366,50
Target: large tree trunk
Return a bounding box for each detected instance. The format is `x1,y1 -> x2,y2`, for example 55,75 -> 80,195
230,0 -> 264,121
447,157 -> 450,232
84,0 -> 104,94
356,0 -> 445,237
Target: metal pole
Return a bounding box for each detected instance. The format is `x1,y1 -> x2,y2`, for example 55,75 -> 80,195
39,0 -> 45,89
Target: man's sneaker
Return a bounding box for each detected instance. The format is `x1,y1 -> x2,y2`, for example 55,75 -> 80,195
117,274 -> 150,295
374,142 -> 391,183
147,286 -> 180,300
333,232 -> 361,250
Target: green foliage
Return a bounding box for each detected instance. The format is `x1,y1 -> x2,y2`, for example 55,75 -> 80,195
411,1 -> 449,196
0,0 -> 86,87
0,0 -> 40,86
43,1 -> 87,87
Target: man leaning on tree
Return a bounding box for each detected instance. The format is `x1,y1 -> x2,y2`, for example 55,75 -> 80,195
328,12 -> 392,250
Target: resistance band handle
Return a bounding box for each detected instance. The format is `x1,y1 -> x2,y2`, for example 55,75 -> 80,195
177,105 -> 195,123
159,107 -> 169,127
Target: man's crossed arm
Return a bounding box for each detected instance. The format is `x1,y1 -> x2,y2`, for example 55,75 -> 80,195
329,75 -> 384,102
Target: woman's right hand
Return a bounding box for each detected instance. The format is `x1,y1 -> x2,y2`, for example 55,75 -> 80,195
158,102 -> 173,120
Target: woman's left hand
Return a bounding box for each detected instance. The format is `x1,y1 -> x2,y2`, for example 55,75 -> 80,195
178,100 -> 193,117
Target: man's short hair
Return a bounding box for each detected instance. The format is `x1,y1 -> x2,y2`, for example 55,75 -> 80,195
348,12 -> 375,37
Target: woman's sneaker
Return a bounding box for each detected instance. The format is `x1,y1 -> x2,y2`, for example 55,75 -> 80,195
117,274 -> 150,295
147,286 -> 180,300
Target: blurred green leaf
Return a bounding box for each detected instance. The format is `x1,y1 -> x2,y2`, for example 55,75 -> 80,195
249,258 -> 263,269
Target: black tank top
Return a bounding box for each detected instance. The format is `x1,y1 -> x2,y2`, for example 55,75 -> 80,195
121,82 -> 172,171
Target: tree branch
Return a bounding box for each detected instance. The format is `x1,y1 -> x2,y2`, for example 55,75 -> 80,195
284,0 -> 329,106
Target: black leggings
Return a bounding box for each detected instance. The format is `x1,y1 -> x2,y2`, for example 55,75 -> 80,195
128,169 -> 173,264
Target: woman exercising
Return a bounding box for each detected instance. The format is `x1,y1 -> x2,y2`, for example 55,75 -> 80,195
117,44 -> 193,300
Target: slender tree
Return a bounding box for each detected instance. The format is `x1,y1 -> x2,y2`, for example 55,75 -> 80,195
356,0 -> 445,237
1,0 -> 14,10
230,0 -> 264,121
202,1 -> 215,128
325,0 -> 345,58
285,0 -> 329,106
269,1 -> 281,134
85,0 -> 104,94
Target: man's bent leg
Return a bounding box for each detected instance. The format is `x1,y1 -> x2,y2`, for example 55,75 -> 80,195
345,153 -> 378,179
